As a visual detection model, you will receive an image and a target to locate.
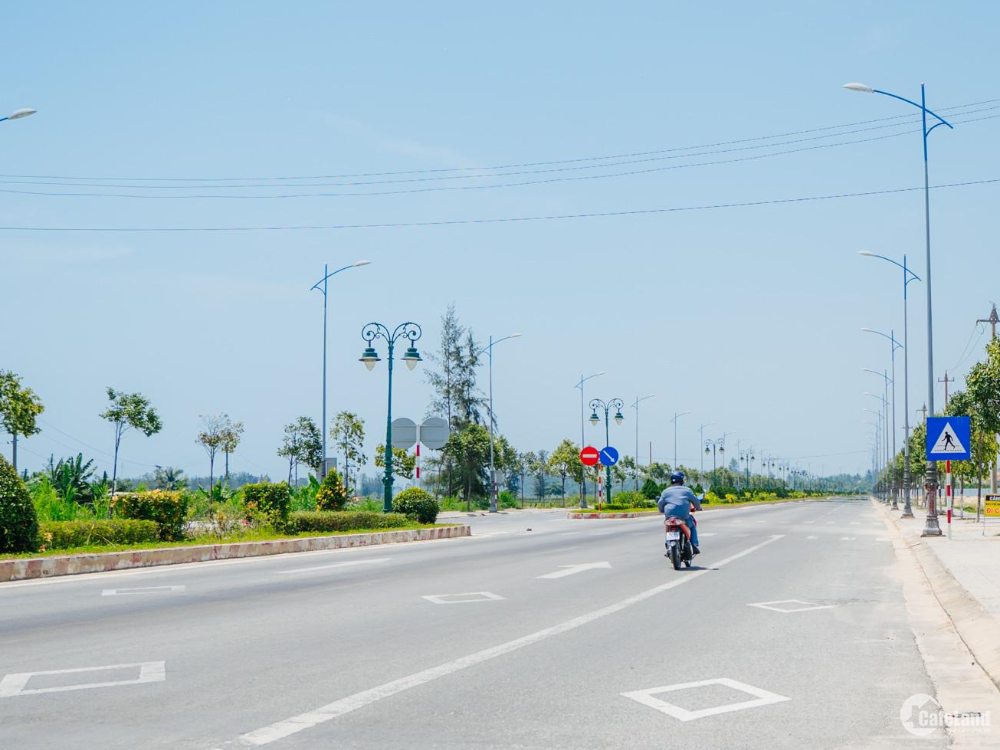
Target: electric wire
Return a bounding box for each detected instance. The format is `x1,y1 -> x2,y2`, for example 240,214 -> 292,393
1,96 -> 997,184
3,177 -> 996,233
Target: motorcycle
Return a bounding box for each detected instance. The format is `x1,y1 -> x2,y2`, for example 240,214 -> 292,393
664,516 -> 693,570
664,489 -> 706,571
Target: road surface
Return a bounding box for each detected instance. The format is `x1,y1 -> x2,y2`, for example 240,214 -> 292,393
0,498 -> 949,748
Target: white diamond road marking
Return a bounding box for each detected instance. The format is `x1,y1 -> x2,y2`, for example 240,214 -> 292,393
422,591 -> 505,605
747,599 -> 834,613
102,586 -> 185,596
0,661 -> 165,698
621,677 -> 790,720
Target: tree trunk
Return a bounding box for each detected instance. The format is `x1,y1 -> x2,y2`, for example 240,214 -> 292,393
287,456 -> 294,485
224,451 -> 230,482
112,428 -> 121,496
11,433 -> 17,473
209,453 -> 215,497
562,475 -> 566,507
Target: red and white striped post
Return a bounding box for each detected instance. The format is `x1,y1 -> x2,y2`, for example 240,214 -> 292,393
415,443 -> 421,486
946,460 -> 952,538
598,474 -> 603,511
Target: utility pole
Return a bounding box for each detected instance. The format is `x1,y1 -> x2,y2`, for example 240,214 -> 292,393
977,304 -> 998,493
938,371 -> 954,408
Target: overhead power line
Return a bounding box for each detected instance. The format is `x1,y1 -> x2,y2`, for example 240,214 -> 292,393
1,96 -> 997,185
2,176 -> 997,233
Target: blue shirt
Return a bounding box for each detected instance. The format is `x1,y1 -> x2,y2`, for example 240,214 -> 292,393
657,485 -> 701,517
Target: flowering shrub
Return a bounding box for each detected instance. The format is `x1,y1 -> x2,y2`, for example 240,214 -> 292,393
315,470 -> 349,512
112,489 -> 189,541
242,482 -> 291,530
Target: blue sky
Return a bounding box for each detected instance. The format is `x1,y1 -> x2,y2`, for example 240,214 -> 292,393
2,1 -> 998,481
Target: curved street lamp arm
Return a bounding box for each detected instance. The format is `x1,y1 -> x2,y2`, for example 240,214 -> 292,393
861,328 -> 904,351
574,372 -> 605,390
589,398 -> 608,412
860,252 -> 922,283
872,89 -> 954,130
475,333 -> 522,357
862,368 -> 892,384
310,263 -> 362,293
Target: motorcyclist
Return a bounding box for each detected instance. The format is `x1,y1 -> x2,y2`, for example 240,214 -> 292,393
657,471 -> 701,554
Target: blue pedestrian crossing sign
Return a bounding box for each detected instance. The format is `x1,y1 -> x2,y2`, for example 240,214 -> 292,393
599,446 -> 620,467
926,416 -> 971,461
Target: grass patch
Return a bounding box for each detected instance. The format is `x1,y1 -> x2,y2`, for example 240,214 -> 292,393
0,523 -> 462,560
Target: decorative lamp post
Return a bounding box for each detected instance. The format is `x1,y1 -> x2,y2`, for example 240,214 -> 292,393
360,321 -> 422,512
589,397 -> 624,503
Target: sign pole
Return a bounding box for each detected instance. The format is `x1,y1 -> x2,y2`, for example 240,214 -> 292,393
946,459 -> 952,539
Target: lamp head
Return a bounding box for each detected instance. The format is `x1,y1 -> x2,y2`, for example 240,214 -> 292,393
7,108 -> 36,120
614,411 -> 624,426
359,347 -> 380,371
843,82 -> 875,94
589,412 -> 599,427
402,345 -> 422,371
352,260 -> 371,267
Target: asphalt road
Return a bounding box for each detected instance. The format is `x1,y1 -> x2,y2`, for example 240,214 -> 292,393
0,498 -> 945,748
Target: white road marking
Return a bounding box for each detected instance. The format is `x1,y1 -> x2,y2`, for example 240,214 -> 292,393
621,677 -> 790,720
536,562 -> 612,579
876,537 -> 891,542
102,586 -> 184,596
0,661 -> 165,698
699,532 -> 717,537
227,536 -> 785,747
806,536 -> 818,540
747,599 -> 833,613
850,522 -> 860,526
841,537 -> 857,541
421,591 -> 505,605
277,558 -> 390,575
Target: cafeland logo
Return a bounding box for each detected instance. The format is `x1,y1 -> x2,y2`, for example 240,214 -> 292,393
900,693 -> 992,737
900,694 -> 942,737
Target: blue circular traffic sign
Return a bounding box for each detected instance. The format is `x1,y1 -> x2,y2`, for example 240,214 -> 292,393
599,446 -> 619,467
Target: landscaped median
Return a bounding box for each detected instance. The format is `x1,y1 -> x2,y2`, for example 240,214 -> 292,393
0,524 -> 470,583
566,496 -> 822,518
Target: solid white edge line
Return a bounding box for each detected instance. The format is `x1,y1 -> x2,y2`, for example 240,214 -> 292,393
229,534 -> 785,747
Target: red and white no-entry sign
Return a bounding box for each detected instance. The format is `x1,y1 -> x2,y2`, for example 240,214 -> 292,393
580,446 -> 600,466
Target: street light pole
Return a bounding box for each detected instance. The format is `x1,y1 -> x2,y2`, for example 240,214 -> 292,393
698,422 -> 715,473
589,398 -> 624,503
632,395 -> 656,491
844,81 -> 953,536
478,334 -> 522,513
862,329 -> 903,509
860,252 -> 921,517
574,372 -> 604,509
311,261 -> 370,479
359,322 -> 423,512
670,412 -> 692,469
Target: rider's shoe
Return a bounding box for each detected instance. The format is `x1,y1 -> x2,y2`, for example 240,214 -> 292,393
692,545 -> 701,555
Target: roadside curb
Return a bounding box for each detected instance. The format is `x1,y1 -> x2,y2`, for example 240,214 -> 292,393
0,525 -> 471,583
876,499 -> 1000,691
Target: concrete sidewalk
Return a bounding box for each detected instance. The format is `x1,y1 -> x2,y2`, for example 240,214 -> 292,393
877,499 -> 1000,689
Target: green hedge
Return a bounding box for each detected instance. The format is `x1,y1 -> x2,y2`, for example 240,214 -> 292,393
610,490 -> 655,508
112,490 -> 189,541
0,456 -> 38,553
243,482 -> 292,529
290,510 -> 411,534
40,519 -> 160,550
392,487 -> 439,523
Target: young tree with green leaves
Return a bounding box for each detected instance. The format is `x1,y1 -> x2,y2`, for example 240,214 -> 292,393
153,466 -> 186,490
548,439 -> 582,507
966,337 -> 1000,491
219,415 -> 244,482
441,423 -> 491,506
375,445 -> 416,480
331,411 -> 367,493
197,415 -> 227,493
277,417 -> 322,485
0,371 -> 44,472
100,388 -> 162,495
519,451 -> 536,504
533,449 -> 550,501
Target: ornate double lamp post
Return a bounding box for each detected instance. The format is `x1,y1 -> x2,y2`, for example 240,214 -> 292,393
359,322 -> 423,513
589,398 -> 624,503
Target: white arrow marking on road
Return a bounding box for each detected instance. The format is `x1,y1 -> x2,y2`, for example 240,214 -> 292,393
537,562 -> 612,579
279,558 -> 390,574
